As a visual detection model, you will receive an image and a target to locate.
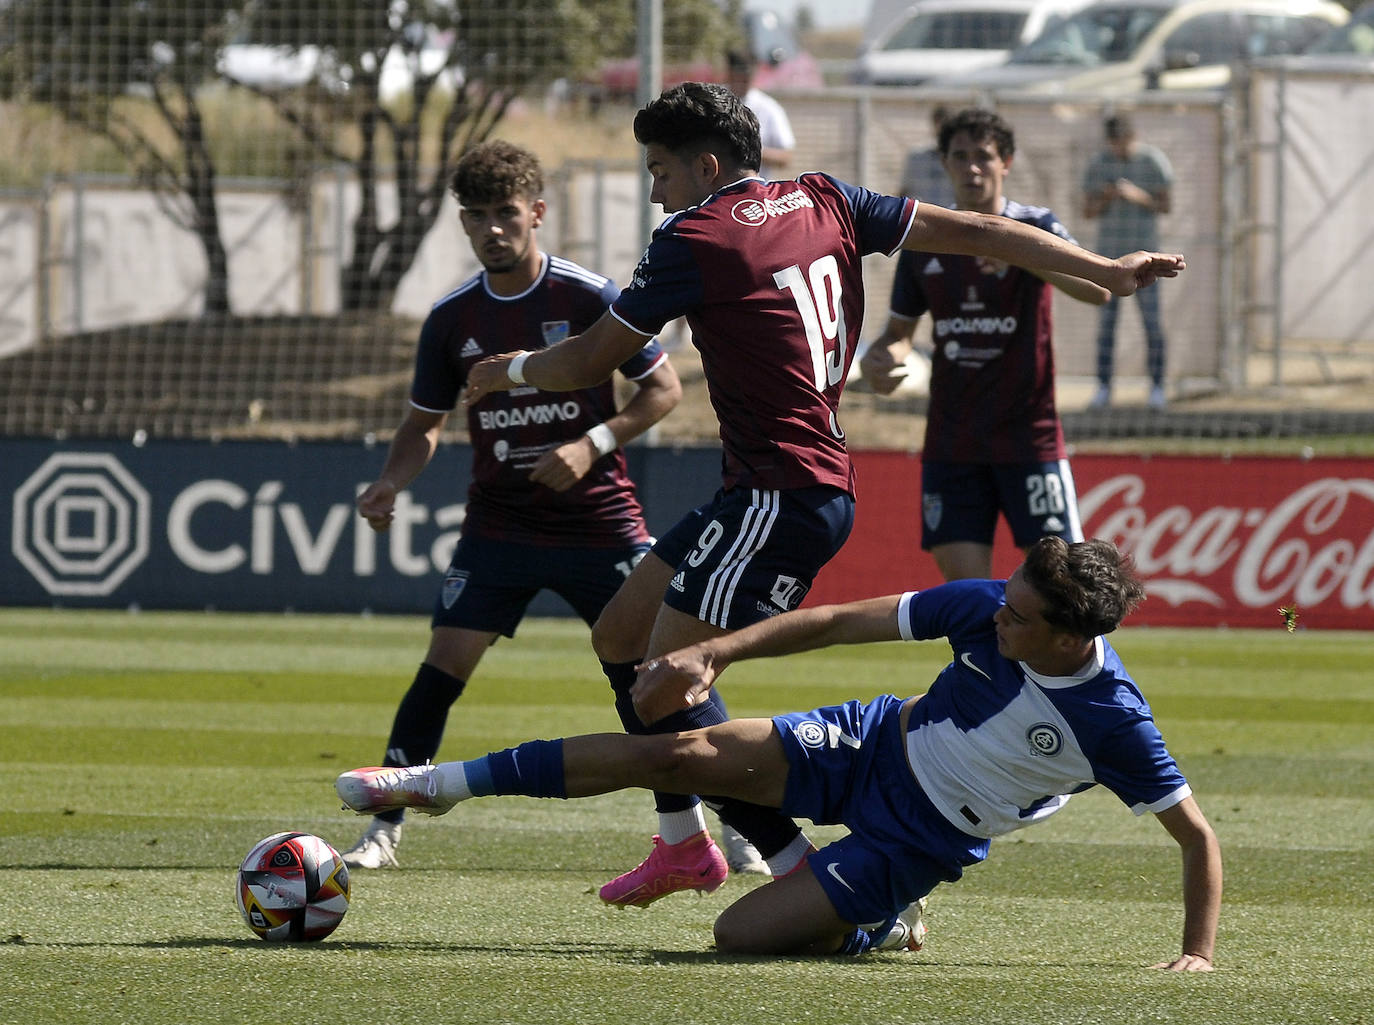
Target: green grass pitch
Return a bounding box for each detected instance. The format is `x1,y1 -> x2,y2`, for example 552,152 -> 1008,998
1,608 -> 1371,1025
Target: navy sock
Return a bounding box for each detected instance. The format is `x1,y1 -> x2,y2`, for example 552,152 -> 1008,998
709,797 -> 804,860
378,662 -> 466,825
385,662 -> 466,765
837,927 -> 876,955
602,658 -> 703,814
478,739 -> 566,799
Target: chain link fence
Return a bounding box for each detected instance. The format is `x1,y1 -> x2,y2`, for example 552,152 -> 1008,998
0,1 -> 1370,442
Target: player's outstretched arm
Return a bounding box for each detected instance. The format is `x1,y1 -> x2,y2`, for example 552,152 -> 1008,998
906,204 -> 1184,297
1032,268 -> 1112,306
1152,796 -> 1222,972
632,594 -> 906,723
463,312 -> 650,406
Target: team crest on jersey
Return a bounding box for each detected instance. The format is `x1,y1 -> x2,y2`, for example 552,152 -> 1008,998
541,321 -> 570,346
441,567 -> 470,609
1026,722 -> 1064,757
923,492 -> 942,531
794,721 -> 828,750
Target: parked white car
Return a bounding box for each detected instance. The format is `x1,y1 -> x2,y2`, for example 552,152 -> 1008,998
929,0 -> 1348,93
855,0 -> 1091,86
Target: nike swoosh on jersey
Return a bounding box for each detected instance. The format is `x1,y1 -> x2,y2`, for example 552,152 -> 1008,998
960,651 -> 992,680
827,862 -> 856,893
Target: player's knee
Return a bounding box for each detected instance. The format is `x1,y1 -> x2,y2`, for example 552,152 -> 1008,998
591,612 -> 645,665
713,907 -> 767,953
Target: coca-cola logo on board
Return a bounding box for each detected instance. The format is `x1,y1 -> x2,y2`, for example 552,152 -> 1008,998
1079,475 -> 1374,613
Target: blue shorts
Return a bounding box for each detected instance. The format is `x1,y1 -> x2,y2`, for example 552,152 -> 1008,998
921,459 -> 1083,550
432,535 -> 649,636
652,485 -> 854,631
773,695 -> 988,926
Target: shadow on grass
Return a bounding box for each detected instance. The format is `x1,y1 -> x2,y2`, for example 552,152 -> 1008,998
3,934 -> 1111,969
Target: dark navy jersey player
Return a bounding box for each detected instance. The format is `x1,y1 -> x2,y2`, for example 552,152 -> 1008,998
339,140 -> 681,871
462,83 -> 1186,908
864,109 -> 1110,582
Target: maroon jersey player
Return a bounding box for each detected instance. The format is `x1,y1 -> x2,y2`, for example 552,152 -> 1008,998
863,108 -> 1112,582
462,84 -> 1184,908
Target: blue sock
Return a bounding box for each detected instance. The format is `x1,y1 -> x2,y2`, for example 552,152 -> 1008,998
462,740 -> 565,799
836,927 -> 876,955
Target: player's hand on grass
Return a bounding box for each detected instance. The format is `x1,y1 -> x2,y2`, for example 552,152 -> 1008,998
529,438 -> 596,492
463,353 -> 523,405
632,648 -> 720,724
1112,251 -> 1186,295
357,479 -> 398,532
1152,952 -> 1214,972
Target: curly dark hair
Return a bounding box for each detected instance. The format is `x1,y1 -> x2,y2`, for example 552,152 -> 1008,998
633,82 -> 762,174
938,107 -> 1015,161
449,140 -> 544,206
1021,537 -> 1145,638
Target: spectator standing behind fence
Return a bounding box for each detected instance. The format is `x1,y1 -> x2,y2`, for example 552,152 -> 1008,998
899,105 -> 955,210
726,50 -> 796,177
339,140 -> 681,870
862,108 -> 1110,582
1082,114 -> 1175,410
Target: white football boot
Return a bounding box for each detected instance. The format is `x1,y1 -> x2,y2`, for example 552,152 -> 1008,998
718,823 -> 770,875
872,897 -> 929,952
341,818 -> 401,869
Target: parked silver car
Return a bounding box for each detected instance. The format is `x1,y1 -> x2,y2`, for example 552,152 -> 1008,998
855,0 -> 1090,86
928,0 -> 1348,93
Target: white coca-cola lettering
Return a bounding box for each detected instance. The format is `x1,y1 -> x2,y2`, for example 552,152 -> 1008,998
1078,474 -> 1374,613
1232,479 -> 1374,608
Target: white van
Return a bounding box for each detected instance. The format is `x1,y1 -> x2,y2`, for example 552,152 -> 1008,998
855,0 -> 1091,86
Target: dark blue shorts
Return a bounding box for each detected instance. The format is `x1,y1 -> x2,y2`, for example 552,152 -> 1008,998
773,695 -> 987,926
920,459 -> 1083,550
651,485 -> 854,631
431,535 -> 650,636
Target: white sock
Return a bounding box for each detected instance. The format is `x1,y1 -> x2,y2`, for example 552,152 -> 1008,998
433,760 -> 474,802
767,833 -> 815,877
657,804 -> 708,846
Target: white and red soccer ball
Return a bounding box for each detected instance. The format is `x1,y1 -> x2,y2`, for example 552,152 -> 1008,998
235,832 -> 350,941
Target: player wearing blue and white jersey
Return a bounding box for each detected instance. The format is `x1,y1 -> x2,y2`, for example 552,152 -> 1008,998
338,537 -> 1221,969
897,578 -> 1188,840
339,141 -> 681,871
863,109 -> 1110,583
461,84 -> 1188,907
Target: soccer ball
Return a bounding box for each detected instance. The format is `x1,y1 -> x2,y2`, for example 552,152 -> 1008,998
235,832 -> 350,941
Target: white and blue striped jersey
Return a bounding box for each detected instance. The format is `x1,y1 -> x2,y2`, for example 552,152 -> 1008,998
897,579 -> 1190,840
